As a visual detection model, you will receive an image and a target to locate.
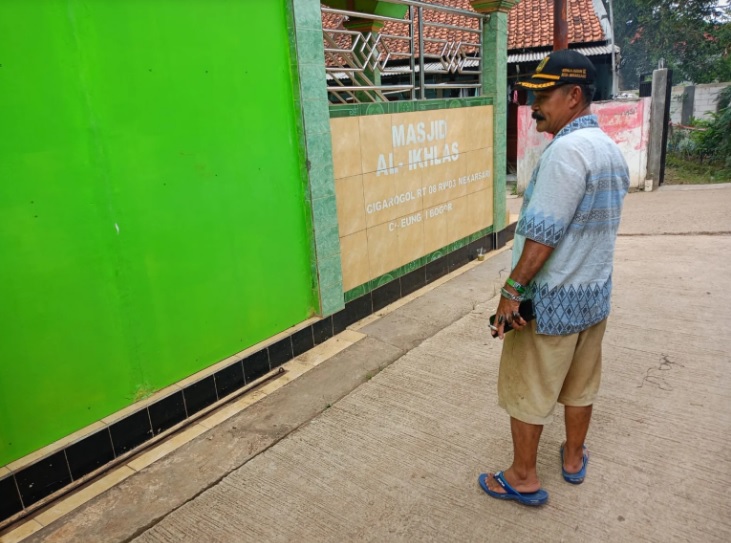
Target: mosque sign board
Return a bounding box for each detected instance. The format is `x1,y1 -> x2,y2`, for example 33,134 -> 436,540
330,105 -> 494,291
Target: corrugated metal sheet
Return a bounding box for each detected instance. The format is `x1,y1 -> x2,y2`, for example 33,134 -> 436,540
507,44 -> 618,63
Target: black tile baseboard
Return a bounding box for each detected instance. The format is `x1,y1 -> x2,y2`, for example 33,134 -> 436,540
496,222 -> 516,249
372,279 -> 401,313
333,293 -> 372,334
214,361 -> 245,400
244,349 -> 271,382
110,410 -> 153,456
399,267 -> 426,297
15,451 -> 71,508
183,376 -> 218,417
66,429 -> 115,481
269,337 -> 295,368
0,474 -> 23,521
0,226 -> 512,526
448,244 -> 472,272
312,316 -> 333,345
425,254 -> 449,283
149,392 -> 187,436
290,327 -> 314,358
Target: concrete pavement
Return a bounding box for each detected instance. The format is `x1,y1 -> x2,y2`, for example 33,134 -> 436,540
19,184 -> 731,543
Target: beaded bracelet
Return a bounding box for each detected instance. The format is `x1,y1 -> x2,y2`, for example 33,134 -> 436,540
500,287 -> 525,302
505,277 -> 526,295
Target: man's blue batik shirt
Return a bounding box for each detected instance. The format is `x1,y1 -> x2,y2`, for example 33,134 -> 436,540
513,114 -> 630,335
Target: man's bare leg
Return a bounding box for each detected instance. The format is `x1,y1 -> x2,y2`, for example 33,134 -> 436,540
487,417 -> 543,494
563,404 -> 592,473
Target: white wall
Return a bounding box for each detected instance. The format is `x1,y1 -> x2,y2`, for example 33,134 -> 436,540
693,83 -> 730,120
669,87 -> 686,124
516,98 -> 651,193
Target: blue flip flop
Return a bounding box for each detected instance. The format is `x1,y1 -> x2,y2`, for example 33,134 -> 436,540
560,443 -> 589,484
478,472 -> 549,506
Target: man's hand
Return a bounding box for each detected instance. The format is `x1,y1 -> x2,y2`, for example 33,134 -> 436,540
490,239 -> 554,339
492,294 -> 527,340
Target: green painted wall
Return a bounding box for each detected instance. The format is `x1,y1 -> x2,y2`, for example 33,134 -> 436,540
0,1 -> 316,465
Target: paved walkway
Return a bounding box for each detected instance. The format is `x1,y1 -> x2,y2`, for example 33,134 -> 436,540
24,185 -> 731,542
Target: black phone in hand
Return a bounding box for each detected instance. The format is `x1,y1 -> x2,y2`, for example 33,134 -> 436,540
489,300 -> 535,337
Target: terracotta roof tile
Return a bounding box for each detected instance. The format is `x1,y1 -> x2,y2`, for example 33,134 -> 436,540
321,0 -> 606,61
507,0 -> 605,49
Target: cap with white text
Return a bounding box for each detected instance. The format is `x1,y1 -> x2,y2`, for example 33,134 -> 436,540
515,49 -> 596,90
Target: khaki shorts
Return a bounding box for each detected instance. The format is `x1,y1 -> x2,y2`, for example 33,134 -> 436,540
498,319 -> 608,425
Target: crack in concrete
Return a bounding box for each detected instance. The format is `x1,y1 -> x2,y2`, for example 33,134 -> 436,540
121,338 -> 406,543
120,420 -> 324,543
637,354 -> 685,392
619,231 -> 731,237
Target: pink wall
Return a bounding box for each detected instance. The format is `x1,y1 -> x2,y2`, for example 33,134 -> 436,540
516,98 -> 651,192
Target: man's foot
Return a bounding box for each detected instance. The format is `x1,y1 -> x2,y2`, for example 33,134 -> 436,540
484,467 -> 541,495
560,442 -> 589,484
477,471 -> 548,506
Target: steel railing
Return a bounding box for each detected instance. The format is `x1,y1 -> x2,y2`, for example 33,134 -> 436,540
322,0 -> 488,103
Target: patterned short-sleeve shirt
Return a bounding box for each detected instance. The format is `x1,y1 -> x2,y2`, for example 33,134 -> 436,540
513,114 -> 630,335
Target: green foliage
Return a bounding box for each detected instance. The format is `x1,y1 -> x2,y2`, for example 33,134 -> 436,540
612,0 -> 731,87
665,154 -> 731,184
667,86 -> 731,183
719,84 -> 731,111
696,86 -> 731,163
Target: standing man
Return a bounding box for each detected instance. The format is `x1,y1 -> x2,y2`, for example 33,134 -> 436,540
478,50 -> 630,506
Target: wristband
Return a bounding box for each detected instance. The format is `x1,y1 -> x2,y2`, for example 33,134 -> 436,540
500,287 -> 525,302
505,277 -> 526,295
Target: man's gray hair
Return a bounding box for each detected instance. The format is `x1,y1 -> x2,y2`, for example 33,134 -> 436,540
578,84 -> 596,106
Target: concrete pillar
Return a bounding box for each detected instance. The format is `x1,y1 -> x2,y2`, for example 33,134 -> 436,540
290,0 -> 345,315
681,85 -> 695,126
645,68 -> 668,191
482,12 -> 508,233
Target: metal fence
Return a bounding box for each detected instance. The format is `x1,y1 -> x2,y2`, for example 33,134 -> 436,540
322,0 -> 488,103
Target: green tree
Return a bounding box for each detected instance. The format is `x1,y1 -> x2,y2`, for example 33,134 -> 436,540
700,85 -> 731,165
612,0 -> 731,88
